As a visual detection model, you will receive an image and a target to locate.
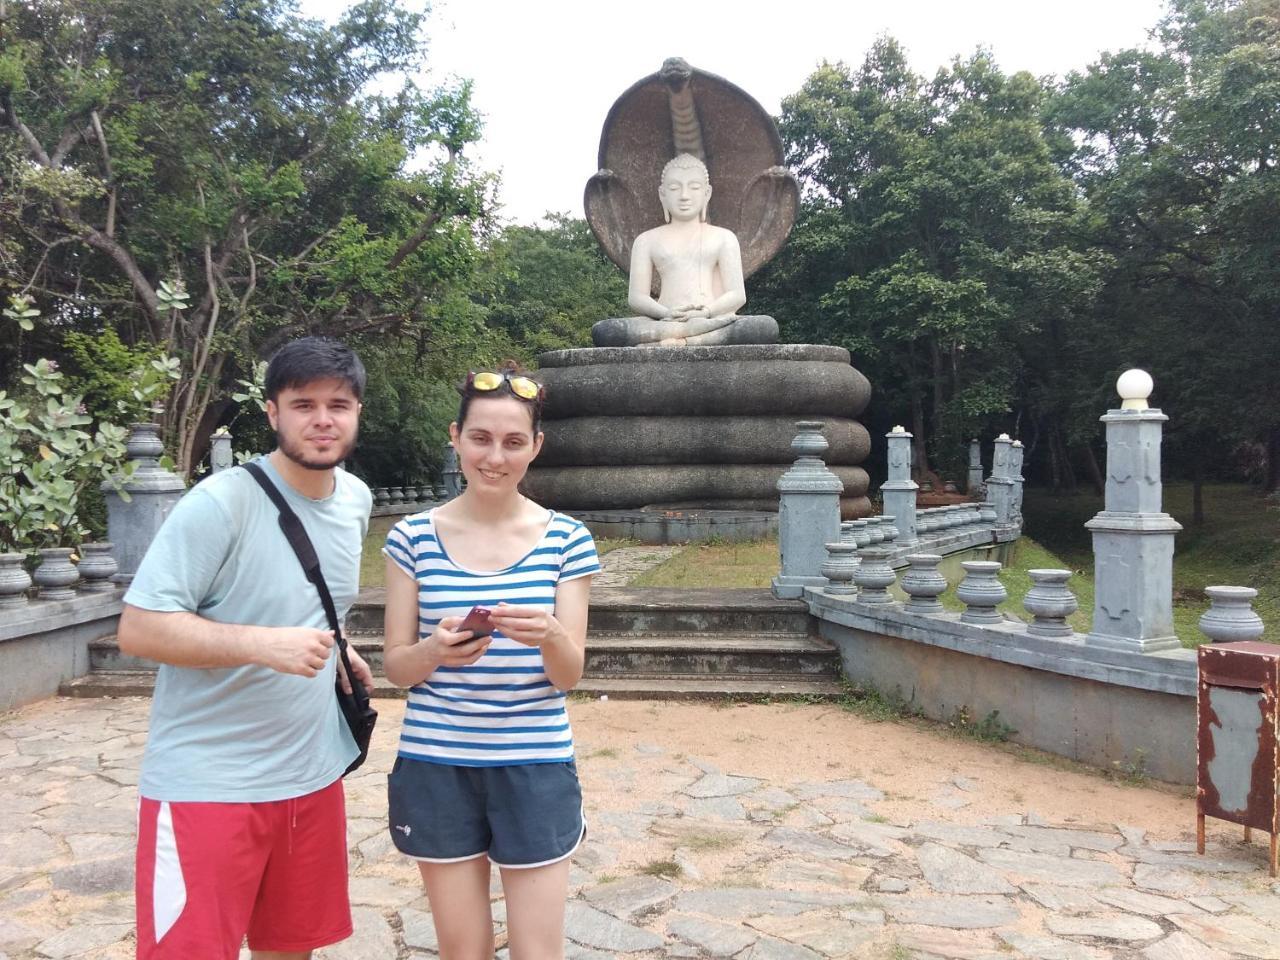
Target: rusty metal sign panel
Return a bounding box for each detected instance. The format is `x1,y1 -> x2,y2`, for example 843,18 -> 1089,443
1197,641 -> 1279,875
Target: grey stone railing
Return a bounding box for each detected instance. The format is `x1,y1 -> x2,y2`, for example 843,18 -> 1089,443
790,370 -> 1268,784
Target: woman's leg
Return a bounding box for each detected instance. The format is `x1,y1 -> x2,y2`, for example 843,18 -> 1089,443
500,858 -> 571,960
418,856 -> 494,960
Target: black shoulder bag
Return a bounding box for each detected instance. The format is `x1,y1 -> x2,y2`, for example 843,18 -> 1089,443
242,461 -> 377,775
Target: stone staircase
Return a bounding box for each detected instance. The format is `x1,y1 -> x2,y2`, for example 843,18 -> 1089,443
61,587 -> 845,701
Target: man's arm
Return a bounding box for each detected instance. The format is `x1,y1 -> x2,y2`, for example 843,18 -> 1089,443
118,604 -> 337,678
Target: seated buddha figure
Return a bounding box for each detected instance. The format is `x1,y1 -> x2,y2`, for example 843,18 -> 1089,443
591,154 -> 779,348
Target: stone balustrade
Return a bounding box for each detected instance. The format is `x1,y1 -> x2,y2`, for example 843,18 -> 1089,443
369,483 -> 449,517
789,370 -> 1269,784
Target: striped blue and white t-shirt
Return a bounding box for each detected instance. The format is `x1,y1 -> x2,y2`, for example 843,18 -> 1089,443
383,509 -> 600,766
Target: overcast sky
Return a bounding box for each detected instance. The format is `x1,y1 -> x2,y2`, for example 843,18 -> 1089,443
300,0 -> 1167,225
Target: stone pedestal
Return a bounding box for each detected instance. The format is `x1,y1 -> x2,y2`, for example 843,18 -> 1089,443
103,423 -> 186,583
968,439 -> 984,495
881,427 -> 918,545
1010,441 -> 1025,529
525,344 -> 873,518
771,422 -> 843,599
442,444 -> 463,499
210,431 -> 234,473
985,435 -> 1015,531
1084,402 -> 1182,654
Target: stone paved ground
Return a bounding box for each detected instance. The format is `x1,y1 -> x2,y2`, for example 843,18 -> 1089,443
593,545 -> 684,587
3,696 -> 1280,960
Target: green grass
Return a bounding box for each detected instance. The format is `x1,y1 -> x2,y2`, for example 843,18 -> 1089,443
631,538 -> 778,588
631,530 -> 1095,631
360,515 -> 398,589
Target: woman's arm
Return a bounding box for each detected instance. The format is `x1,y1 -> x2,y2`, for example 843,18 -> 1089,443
382,558 -> 489,688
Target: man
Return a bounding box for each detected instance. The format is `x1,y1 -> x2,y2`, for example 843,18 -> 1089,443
119,337 -> 375,960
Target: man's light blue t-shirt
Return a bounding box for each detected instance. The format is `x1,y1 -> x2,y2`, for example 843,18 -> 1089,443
124,456 -> 371,802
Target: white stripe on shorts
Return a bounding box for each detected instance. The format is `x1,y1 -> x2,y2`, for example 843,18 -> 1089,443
153,801 -> 187,941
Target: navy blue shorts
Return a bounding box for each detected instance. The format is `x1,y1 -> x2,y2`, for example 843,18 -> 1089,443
387,756 -> 585,868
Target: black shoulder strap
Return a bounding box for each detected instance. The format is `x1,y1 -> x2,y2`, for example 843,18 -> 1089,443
241,461 -> 349,658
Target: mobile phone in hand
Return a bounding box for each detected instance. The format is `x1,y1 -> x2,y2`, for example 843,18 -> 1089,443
458,605 -> 494,639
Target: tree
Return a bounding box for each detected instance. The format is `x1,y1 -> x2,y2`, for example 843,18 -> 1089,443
1049,0 -> 1280,507
758,41 -> 1104,482
472,213 -> 628,358
1,0 -> 494,475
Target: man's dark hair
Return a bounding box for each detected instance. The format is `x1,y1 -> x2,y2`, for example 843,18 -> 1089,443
264,337 -> 367,402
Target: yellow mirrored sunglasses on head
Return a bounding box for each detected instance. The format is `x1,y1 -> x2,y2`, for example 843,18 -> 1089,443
467,370 -> 543,401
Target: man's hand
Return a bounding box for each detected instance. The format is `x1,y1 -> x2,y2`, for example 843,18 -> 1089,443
338,646 -> 376,695
257,627 -> 335,678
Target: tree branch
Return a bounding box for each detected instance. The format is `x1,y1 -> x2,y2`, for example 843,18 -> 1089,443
386,209 -> 443,272
89,110 -> 117,237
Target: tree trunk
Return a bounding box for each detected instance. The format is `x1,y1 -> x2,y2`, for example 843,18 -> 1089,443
1080,443 -> 1105,496
1192,454 -> 1205,525
1049,425 -> 1076,493
911,388 -> 930,480
1266,425 -> 1280,494
1048,432 -> 1062,492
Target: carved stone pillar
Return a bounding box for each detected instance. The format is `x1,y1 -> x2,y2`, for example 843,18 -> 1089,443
209,430 -> 234,473
103,423 -> 186,583
968,439 -> 985,496
443,443 -> 463,499
881,426 -> 918,545
1010,440 -> 1025,529
772,421 -> 844,599
1084,370 -> 1182,653
985,435 -> 1014,529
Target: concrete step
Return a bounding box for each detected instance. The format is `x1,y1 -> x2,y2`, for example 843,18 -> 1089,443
90,631 -> 837,678
574,675 -> 847,701
347,586 -> 813,637
61,671 -> 845,703
60,672 -> 408,700
584,633 -> 840,677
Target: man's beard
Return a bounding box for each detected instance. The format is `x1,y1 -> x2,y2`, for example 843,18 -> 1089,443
275,429 -> 357,471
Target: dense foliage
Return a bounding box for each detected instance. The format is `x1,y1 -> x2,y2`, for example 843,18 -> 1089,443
756,0 -> 1279,498
1,0 -> 494,476
2,0 -> 1276,506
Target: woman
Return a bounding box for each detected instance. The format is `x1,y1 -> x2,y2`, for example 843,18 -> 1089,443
382,365 -> 599,960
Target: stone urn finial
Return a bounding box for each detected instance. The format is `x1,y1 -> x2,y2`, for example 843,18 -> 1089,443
1117,369 -> 1154,411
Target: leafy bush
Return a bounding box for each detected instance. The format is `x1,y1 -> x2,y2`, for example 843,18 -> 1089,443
0,359 -> 135,552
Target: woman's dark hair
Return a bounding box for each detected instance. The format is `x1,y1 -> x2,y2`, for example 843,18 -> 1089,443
456,360 -> 544,434
264,336 -> 367,402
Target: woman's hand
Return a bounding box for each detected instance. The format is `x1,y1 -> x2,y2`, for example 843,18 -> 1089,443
488,603 -> 567,649
424,615 -> 491,667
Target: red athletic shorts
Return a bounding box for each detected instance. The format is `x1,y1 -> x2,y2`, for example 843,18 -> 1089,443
135,780 -> 351,959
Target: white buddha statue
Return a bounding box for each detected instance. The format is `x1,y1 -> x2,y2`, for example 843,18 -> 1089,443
591,154 -> 779,347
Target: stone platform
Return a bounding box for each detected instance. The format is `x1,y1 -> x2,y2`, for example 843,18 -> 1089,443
572,508 -> 778,545
528,344 -> 873,517
4,695 -> 1280,959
